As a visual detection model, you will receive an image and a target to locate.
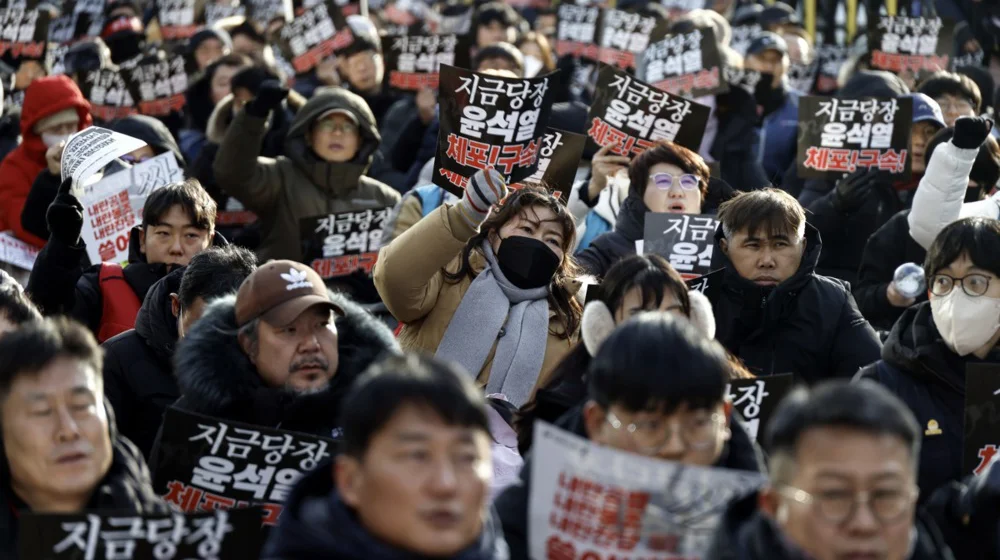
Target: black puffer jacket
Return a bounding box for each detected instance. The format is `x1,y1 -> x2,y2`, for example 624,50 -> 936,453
262,461 -> 510,560
102,266 -> 184,459
712,223 -> 882,383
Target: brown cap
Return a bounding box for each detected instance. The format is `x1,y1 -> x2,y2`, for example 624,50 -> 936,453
234,260 -> 344,328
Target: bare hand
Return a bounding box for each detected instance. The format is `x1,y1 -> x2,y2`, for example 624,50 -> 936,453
587,143 -> 631,200
416,87 -> 437,125
46,141 -> 65,176
886,282 -> 916,308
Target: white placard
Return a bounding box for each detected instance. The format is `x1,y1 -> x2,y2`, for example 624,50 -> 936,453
61,127 -> 146,185
0,231 -> 40,271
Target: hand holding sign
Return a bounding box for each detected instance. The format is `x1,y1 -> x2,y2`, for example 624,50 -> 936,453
46,177 -> 85,247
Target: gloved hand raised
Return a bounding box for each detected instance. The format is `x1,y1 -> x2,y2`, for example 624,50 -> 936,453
46,177 -> 84,246
245,80 -> 289,118
458,168 -> 508,230
832,167 -> 879,213
952,116 -> 994,150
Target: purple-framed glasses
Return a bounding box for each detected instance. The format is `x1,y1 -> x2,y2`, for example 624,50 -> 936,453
652,172 -> 700,191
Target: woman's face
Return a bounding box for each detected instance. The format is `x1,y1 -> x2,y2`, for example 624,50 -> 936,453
519,41 -> 543,62
490,204 -> 567,263
613,287 -> 685,324
643,162 -> 703,214
210,64 -> 241,105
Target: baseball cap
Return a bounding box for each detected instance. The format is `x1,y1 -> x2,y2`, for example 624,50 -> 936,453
908,93 -> 946,129
316,108 -> 359,126
746,32 -> 788,57
759,3 -> 799,29
234,260 -> 343,328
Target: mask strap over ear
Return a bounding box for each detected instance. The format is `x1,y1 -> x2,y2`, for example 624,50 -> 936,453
582,301 -> 616,357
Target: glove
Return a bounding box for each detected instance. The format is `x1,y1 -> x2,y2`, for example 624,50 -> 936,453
952,116 -> 994,150
458,168 -> 508,230
244,80 -> 289,118
832,167 -> 877,213
46,177 -> 84,246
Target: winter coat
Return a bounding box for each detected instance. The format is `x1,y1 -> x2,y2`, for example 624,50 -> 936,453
373,203 -> 576,390
213,88 -> 400,262
375,96 -> 426,192
261,461 -> 510,560
758,88 -> 801,186
711,86 -> 770,193
704,491 -> 956,560
909,141 -> 1000,250
494,404 -> 766,560
857,303 -> 1000,503
0,434 -> 168,559
101,267 -> 184,460
711,223 -> 882,383
0,75 -> 92,247
380,184 -> 458,247
565,179 -> 624,252
854,210 -> 929,332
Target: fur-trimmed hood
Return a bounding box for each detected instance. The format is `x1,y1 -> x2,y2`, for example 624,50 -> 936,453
172,290 -> 399,436
205,91 -> 306,144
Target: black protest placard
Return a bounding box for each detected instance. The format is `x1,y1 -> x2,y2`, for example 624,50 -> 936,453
124,55 -> 188,117
727,374 -> 795,442
869,16 -> 954,77
204,2 -> 245,26
723,66 -> 764,95
660,0 -> 706,12
18,508 -> 263,560
0,7 -> 50,60
382,33 -> 464,93
278,1 -> 348,74
157,0 -> 198,41
596,8 -> 657,70
815,43 -> 849,94
587,64 -> 710,157
81,68 -> 138,122
300,207 -> 391,279
730,23 -> 762,56
788,58 -> 820,95
433,65 -> 556,197
796,96 -> 913,180
523,128 -> 587,202
643,27 -> 727,99
246,0 -> 292,28
47,13 -> 76,44
685,267 -> 723,305
554,4 -> 601,60
643,213 -> 719,279
962,363 -> 1000,476
152,407 -> 337,527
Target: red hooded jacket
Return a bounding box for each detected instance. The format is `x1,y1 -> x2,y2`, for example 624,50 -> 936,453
0,76 -> 92,248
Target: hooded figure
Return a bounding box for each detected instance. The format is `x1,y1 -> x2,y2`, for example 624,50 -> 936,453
213,87 -> 401,263
0,75 -> 91,248
109,115 -> 185,165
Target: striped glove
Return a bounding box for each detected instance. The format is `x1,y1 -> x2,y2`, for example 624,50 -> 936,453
458,168 -> 508,229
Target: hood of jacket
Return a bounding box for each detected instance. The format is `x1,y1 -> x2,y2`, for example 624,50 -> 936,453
134,265 -> 183,364
18,75 -> 93,164
109,115 -> 185,167
262,462 -> 510,560
283,88 -> 380,195
173,290 -> 399,430
880,302 -> 969,395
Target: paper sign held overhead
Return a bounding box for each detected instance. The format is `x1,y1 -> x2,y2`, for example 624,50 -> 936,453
61,127 -> 147,185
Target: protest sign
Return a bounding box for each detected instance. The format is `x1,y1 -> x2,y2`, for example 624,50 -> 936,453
300,207 -> 391,279
0,231 -> 39,271
433,65 -> 555,196
685,268 -> 723,306
660,0 -> 706,12
587,64 -> 710,157
18,508 -> 263,559
3,88 -> 25,116
642,27 -> 728,99
80,68 -> 139,122
157,0 -> 198,41
815,43 -> 850,94
952,50 -> 984,70
723,66 -> 763,95
523,128 -> 587,202
61,127 -> 147,186
730,23 -> 762,56
962,363 -> 1000,476
796,96 -> 913,181
153,407 -> 336,527
869,16 -> 954,77
788,58 -> 819,94
554,4 -> 600,59
204,2 -> 246,26
47,12 -> 76,44
246,0 -> 292,27
0,6 -> 49,60
382,33 -> 462,92
643,213 -> 719,279
125,55 -> 188,117
726,374 -> 794,442
528,422 -> 766,560
279,1 -> 348,74
596,8 -> 658,70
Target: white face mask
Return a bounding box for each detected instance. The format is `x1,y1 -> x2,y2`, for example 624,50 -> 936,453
930,290 -> 1000,356
41,132 -> 71,148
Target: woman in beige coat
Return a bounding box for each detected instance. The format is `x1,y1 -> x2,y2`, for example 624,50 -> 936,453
374,170 -> 582,407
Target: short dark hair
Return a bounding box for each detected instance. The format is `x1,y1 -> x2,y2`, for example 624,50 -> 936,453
177,246 -> 258,310
338,354 -> 491,459
0,317 -> 103,400
587,312 -> 729,413
473,42 -> 524,75
718,188 -> 806,241
474,2 -> 518,30
628,141 -> 710,201
925,128 -> 1000,192
917,71 -> 982,113
142,179 -> 217,232
765,380 -> 921,480
0,282 -> 41,326
597,254 -> 691,316
924,217 -> 1000,279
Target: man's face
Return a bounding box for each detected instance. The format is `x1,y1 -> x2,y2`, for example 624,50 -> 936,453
2,357 -> 112,512
140,205 -> 212,268
336,404 -> 492,557
935,94 -> 976,127
195,38 -> 226,71
763,427 -> 918,560
910,121 -> 940,174
583,401 -> 729,466
247,305 -> 339,393
746,50 -> 787,88
310,114 -> 361,163
722,228 -> 806,287
340,50 -> 383,94
477,21 -> 515,49
170,295 -> 208,339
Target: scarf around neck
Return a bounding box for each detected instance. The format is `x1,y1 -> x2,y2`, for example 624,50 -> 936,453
435,240 -> 551,407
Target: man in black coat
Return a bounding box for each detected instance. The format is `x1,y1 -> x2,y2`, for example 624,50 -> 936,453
102,245 -> 257,459
712,188 -> 881,382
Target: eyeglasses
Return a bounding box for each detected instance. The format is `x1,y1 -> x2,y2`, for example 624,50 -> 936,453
929,273 -> 993,297
120,154 -> 151,164
651,172 -> 700,191
936,98 -> 975,113
605,410 -> 723,453
316,120 -> 359,135
778,485 -> 918,525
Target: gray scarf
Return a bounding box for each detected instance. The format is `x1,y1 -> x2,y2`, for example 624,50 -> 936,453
435,240 -> 551,407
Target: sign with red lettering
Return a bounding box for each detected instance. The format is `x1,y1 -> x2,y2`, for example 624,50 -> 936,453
300,208 -> 391,279
869,16 -> 954,78
963,363 -> 1000,476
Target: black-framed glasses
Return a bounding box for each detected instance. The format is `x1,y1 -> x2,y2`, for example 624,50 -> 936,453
605,411 -> 724,453
929,273 -> 993,297
778,485 -> 918,525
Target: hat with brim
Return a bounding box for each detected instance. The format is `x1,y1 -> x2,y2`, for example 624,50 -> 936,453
317,108 -> 359,126
235,260 -> 344,328
262,294 -> 342,328
746,32 -> 788,57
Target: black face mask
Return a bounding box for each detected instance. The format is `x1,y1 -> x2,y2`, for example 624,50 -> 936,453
495,235 -> 560,290
753,72 -> 785,117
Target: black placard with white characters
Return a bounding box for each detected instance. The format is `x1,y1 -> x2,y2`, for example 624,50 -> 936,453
730,23 -> 762,56
554,4 -> 601,59
522,128 -> 587,202
642,27 -> 728,99
659,0 -> 706,12
723,66 -> 764,95
963,363 -> 1000,476
81,68 -> 138,122
18,509 -> 264,560
204,2 -> 245,26
815,42 -> 849,94
726,374 -> 795,442
152,408 -> 337,528
246,0 -> 292,27
796,96 -> 913,180
300,207 -> 392,279
433,65 -> 556,197
586,64 -> 710,157
0,6 -> 49,60
869,16 -> 954,77
643,213 -> 719,279
787,57 -> 820,94
123,55 -> 188,117
382,33 -> 464,93
596,8 -> 657,70
278,1 -> 349,74
685,267 -> 723,306
156,0 -> 198,41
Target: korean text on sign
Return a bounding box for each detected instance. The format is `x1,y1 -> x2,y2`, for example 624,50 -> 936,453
597,8 -> 656,69
0,8 -> 48,59
554,4 -> 600,59
642,213 -> 718,279
280,2 -> 349,73
302,208 -> 391,279
725,374 -> 793,442
385,34 -> 459,91
870,16 -> 951,74
643,28 -> 726,98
